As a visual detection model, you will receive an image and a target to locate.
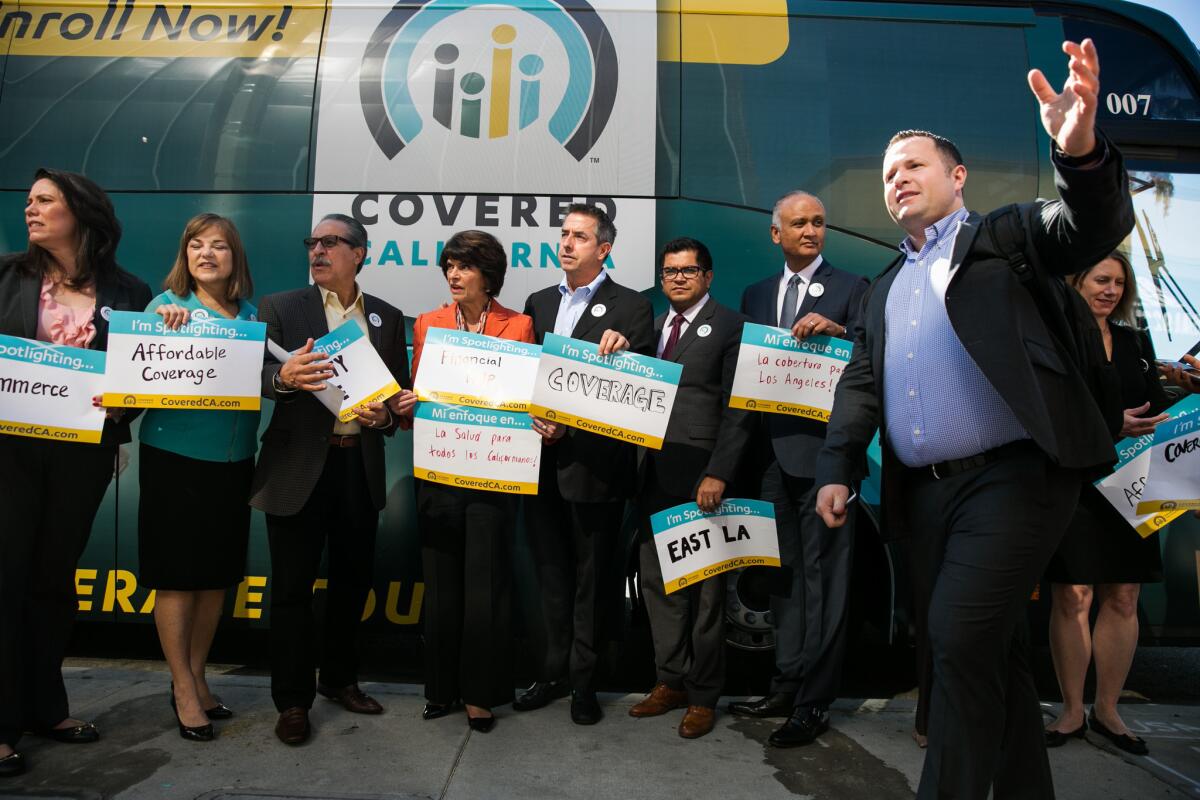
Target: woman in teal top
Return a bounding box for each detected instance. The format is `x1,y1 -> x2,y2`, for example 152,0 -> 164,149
139,213 -> 258,742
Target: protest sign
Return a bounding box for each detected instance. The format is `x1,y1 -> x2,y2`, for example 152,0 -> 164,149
650,499 -> 780,595
528,333 -> 681,449
0,334 -> 106,443
1096,394 -> 1200,537
102,311 -> 265,411
311,321 -> 402,423
1136,405 -> 1200,514
412,402 -> 541,494
413,328 -> 541,412
729,324 -> 852,421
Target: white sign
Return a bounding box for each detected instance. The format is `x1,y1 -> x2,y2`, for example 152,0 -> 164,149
312,0 -> 657,194
1136,406 -> 1200,514
101,311 -> 266,411
1096,395 -> 1200,537
311,193 -> 656,324
0,335 -> 106,444
312,320 -> 402,422
414,327 -> 541,411
650,499 -> 781,595
412,401 -> 541,494
528,333 -> 681,449
730,324 -> 852,421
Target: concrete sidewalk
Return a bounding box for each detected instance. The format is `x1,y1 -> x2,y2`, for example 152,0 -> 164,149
1,662 -> 1197,799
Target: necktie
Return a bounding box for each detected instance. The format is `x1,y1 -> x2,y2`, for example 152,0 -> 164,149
660,313 -> 686,360
779,273 -> 803,328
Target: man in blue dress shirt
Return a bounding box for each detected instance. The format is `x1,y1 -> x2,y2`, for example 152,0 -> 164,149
815,40 -> 1133,799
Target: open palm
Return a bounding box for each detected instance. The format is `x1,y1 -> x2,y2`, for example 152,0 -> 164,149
1027,39 -> 1100,157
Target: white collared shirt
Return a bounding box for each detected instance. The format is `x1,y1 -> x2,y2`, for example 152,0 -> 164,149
553,269 -> 608,337
776,255 -> 823,326
658,294 -> 710,357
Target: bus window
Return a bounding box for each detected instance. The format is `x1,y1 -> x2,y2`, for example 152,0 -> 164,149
679,14 -> 1038,244
1125,167 -> 1200,360
1062,17 -> 1200,124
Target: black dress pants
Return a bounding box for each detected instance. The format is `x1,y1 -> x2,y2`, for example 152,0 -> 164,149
762,460 -> 855,710
636,478 -> 725,708
417,480 -> 514,709
0,436 -> 115,747
266,447 -> 378,712
907,444 -> 1079,800
523,479 -> 624,692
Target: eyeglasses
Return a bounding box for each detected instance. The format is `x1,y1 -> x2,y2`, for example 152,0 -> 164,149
303,234 -> 358,251
661,266 -> 708,280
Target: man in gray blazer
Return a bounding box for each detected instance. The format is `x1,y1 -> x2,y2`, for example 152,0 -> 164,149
730,192 -> 868,747
251,214 -> 409,745
629,237 -> 753,739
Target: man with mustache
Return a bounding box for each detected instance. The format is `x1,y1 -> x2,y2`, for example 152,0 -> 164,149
251,213 -> 410,745
814,40 -> 1133,798
728,191 -> 867,749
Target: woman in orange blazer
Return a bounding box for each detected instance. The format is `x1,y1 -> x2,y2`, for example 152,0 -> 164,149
389,230 -> 535,733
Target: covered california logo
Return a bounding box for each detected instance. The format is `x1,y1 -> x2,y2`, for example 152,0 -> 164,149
359,0 -> 617,161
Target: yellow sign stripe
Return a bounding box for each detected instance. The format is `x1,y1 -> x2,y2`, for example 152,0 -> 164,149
0,419 -> 103,443
665,556 -> 782,595
102,392 -> 259,410
416,467 -> 538,495
1132,508 -> 1186,538
416,389 -> 529,413
1136,499 -> 1200,515
729,396 -> 829,422
1,0 -> 326,59
528,403 -> 663,449
338,381 -> 401,423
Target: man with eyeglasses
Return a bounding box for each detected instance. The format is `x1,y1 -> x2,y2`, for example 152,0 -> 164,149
627,237 -> 753,739
728,191 -> 868,748
250,213 -> 410,746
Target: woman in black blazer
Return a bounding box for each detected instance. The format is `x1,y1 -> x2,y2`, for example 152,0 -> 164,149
0,169 -> 151,777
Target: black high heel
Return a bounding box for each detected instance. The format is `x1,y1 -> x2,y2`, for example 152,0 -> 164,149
171,682 -> 233,721
175,710 -> 214,742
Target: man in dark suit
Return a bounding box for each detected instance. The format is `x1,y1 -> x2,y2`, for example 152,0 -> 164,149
515,203 -> 655,724
729,192 -> 868,748
251,213 -> 410,745
815,40 -> 1132,798
627,237 -> 753,739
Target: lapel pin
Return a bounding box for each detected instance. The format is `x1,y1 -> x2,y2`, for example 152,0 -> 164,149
808,282 -> 825,298
590,303 -> 607,318
697,324 -> 712,338
369,312 -> 382,327
100,306 -> 112,321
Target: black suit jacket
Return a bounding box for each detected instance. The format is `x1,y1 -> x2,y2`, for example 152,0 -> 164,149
523,275 -> 655,503
0,253 -> 152,446
815,136 -> 1135,540
739,259 -> 868,479
642,298 -> 754,499
249,285 -> 410,517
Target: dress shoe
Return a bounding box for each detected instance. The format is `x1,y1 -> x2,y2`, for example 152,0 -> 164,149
204,702 -> 234,720
175,710 -> 214,742
1044,719 -> 1087,748
0,752 -> 25,777
769,706 -> 830,748
727,692 -> 795,719
467,711 -> 496,733
678,706 -> 716,739
423,701 -> 461,720
40,722 -> 100,744
570,690 -> 603,725
317,683 -> 383,715
275,707 -> 311,746
1089,709 -> 1148,755
629,683 -> 688,718
513,679 -> 569,712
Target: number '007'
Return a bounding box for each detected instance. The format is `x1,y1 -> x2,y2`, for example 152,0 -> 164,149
1106,93 -> 1151,116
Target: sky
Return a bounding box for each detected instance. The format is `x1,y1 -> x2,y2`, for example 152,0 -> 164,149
1131,0 -> 1200,47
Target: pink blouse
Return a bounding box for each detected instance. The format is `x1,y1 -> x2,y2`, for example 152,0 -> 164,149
37,277 -> 96,348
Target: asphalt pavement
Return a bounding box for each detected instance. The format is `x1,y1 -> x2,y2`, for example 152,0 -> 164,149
1,660 -> 1198,799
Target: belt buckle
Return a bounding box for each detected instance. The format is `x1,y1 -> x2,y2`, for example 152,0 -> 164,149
930,462 -> 941,480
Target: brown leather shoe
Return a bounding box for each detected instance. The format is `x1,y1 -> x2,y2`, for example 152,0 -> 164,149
317,683 -> 384,714
275,707 -> 310,745
678,706 -> 716,739
676,705 -> 710,738
629,683 -> 688,718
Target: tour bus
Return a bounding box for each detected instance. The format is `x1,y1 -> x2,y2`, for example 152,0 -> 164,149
1,0 -> 1197,665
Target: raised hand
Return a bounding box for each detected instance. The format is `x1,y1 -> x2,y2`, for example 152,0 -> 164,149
1027,39 -> 1100,157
